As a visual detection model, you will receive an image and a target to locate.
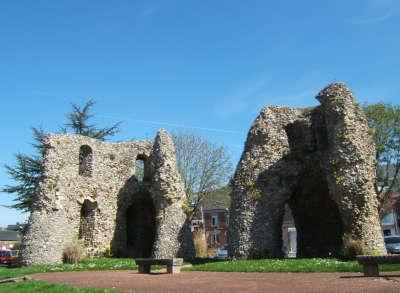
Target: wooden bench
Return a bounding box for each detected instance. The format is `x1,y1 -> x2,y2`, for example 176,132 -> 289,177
356,255 -> 400,276
134,258 -> 183,274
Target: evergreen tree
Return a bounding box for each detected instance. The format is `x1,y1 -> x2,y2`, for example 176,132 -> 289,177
2,100 -> 120,212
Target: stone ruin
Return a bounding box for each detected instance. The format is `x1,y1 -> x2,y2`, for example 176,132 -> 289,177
21,129 -> 195,265
229,83 -> 386,258
20,82 -> 386,265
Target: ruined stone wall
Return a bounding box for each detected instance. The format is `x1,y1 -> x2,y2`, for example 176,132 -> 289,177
21,130 -> 194,265
229,83 -> 386,258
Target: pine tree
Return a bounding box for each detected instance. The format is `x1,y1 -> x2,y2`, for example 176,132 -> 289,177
2,100 -> 120,212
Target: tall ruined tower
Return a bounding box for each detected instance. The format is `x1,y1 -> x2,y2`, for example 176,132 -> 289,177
21,129 -> 194,265
229,83 -> 386,258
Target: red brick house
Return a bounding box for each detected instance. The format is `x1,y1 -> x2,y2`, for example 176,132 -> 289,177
203,208 -> 229,248
191,187 -> 231,250
381,192 -> 400,236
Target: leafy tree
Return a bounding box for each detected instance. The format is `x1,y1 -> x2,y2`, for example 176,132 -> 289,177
363,103 -> 400,211
173,132 -> 233,218
2,100 -> 120,212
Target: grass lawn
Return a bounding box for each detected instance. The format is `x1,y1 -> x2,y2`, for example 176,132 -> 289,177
0,258 -> 137,281
0,280 -> 124,293
1,257 -> 400,292
183,258 -> 400,273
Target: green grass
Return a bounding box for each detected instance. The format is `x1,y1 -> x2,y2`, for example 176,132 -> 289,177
0,280 -> 124,293
183,258 -> 400,273
0,258 -> 138,281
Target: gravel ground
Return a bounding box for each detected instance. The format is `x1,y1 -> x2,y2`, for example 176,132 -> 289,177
31,270 -> 400,293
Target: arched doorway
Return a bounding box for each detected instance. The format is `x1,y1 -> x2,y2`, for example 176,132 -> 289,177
288,167 -> 343,257
126,195 -> 156,257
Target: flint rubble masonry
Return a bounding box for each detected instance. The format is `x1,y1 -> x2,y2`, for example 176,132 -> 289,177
21,129 -> 195,265
229,83 -> 386,258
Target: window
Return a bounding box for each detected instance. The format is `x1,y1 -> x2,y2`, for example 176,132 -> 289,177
211,214 -> 218,227
79,145 -> 93,177
212,232 -> 220,245
225,214 -> 229,227
135,154 -> 150,182
135,159 -> 144,182
78,200 -> 97,244
383,229 -> 392,236
381,213 -> 395,225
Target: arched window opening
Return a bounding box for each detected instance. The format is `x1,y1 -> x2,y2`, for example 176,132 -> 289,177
135,154 -> 149,182
78,200 -> 97,244
79,145 -> 93,177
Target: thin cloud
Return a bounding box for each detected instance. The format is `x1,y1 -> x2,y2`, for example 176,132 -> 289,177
140,5 -> 160,18
255,71 -> 333,109
350,9 -> 394,24
213,74 -> 271,117
348,0 -> 398,24
97,115 -> 241,134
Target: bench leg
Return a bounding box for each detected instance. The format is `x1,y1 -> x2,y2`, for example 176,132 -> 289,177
138,264 -> 151,274
167,265 -> 181,274
363,264 -> 379,277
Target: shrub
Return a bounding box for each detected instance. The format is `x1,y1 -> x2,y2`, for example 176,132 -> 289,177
341,234 -> 365,260
193,230 -> 208,258
103,246 -> 114,258
63,242 -> 84,264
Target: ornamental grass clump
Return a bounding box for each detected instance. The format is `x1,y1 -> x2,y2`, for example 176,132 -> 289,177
341,234 -> 365,260
63,242 -> 84,264
193,230 -> 208,258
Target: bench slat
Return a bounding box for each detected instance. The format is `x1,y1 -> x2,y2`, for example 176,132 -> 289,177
356,255 -> 400,276
357,255 -> 400,265
134,258 -> 183,274
135,258 -> 183,266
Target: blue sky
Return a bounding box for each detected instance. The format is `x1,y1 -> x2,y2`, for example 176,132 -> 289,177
1,0 -> 399,227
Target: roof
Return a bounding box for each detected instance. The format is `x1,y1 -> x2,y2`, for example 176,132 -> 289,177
382,192 -> 400,214
202,186 -> 231,210
0,231 -> 21,241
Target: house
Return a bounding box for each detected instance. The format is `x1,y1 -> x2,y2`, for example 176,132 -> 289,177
0,230 -> 21,250
381,192 -> 400,236
203,208 -> 229,248
191,188 -> 297,254
191,187 -> 230,249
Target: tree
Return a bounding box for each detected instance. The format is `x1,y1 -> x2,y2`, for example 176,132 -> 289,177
363,103 -> 400,211
173,132 -> 233,218
61,99 -> 120,140
2,100 -> 120,212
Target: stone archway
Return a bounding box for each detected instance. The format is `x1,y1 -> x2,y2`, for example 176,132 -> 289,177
125,195 -> 156,258
229,83 -> 386,259
288,166 -> 343,257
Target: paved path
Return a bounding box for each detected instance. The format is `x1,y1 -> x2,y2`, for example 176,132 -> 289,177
32,270 -> 400,293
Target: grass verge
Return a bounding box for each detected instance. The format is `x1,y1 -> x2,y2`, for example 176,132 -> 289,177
0,258 -> 137,281
0,280 -> 124,293
183,258 -> 400,273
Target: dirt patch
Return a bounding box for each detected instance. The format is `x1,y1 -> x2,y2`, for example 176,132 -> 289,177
31,270 -> 400,293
